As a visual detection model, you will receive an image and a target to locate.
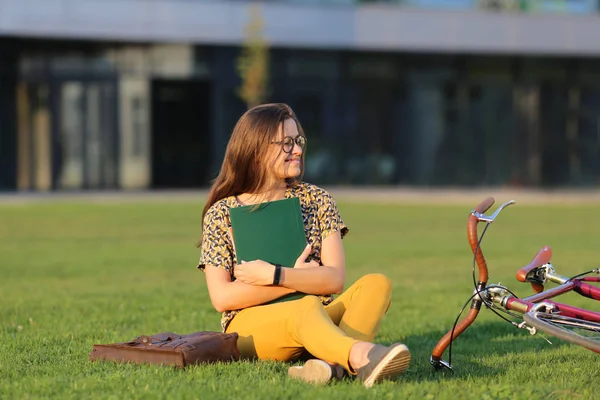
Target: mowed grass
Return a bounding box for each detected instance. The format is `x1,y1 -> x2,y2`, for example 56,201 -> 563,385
1,197 -> 599,399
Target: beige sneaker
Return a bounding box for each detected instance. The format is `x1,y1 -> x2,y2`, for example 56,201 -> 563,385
288,359 -> 339,386
356,343 -> 411,388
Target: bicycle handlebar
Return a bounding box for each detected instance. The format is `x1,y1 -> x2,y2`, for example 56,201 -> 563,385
431,197 -> 515,370
467,196 -> 496,283
515,246 -> 553,294
473,196 -> 496,215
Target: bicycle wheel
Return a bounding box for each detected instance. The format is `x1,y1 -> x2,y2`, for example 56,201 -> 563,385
523,311 -> 600,353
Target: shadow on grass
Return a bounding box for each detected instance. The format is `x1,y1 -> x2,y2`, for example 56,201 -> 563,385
80,319 -> 574,390
390,319 -> 571,383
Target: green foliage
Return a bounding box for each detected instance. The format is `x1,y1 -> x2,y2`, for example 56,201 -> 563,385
236,4 -> 269,109
1,199 -> 599,399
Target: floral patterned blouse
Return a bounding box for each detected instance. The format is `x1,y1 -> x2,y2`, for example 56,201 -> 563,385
197,182 -> 349,332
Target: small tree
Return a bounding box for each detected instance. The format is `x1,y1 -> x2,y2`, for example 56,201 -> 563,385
236,4 -> 270,109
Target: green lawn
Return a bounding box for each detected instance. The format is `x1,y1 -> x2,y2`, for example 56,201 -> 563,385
1,198 -> 599,399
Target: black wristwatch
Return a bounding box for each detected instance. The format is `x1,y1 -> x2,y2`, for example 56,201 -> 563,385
273,264 -> 282,285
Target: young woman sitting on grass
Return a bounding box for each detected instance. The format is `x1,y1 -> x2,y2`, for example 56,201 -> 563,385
197,103 -> 410,387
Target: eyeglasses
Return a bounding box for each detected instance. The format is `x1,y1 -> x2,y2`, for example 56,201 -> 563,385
271,136 -> 307,154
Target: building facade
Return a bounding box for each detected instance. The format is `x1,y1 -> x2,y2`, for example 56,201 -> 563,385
1,0 -> 599,191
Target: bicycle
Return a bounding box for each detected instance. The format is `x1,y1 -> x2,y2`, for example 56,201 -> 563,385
430,197 -> 600,371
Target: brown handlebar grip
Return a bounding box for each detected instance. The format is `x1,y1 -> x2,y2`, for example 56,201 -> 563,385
474,197 -> 495,214
467,197 -> 495,283
431,198 -> 496,365
516,246 -> 552,282
431,308 -> 480,360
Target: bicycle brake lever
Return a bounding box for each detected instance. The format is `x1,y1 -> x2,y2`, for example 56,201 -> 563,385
472,200 -> 516,223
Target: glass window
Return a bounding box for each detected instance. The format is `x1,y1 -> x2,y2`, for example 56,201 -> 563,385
58,82 -> 85,189
119,78 -> 151,189
576,85 -> 600,185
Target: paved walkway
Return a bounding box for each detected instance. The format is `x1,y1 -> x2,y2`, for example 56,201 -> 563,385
1,186 -> 599,205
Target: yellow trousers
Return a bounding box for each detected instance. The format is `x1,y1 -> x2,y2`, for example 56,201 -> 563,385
225,273 -> 392,371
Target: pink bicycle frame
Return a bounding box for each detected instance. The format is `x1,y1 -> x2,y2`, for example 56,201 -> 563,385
506,277 -> 600,323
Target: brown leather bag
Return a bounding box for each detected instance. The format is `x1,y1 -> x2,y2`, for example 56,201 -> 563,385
89,331 -> 241,368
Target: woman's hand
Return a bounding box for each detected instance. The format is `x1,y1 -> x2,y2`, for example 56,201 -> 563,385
234,260 -> 276,286
294,245 -> 319,269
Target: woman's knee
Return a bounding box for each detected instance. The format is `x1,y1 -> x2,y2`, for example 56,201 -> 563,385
293,295 -> 327,322
298,295 -> 325,309
357,273 -> 393,313
358,273 -> 393,293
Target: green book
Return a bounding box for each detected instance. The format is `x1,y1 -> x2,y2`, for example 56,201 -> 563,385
229,197 -> 308,304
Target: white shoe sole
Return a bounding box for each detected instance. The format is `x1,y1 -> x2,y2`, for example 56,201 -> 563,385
362,344 -> 411,388
288,359 -> 333,385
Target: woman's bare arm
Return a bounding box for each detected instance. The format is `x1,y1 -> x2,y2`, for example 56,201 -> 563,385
204,265 -> 296,312
278,231 -> 346,294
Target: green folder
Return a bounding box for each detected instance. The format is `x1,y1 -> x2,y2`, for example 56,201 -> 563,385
229,197 -> 308,304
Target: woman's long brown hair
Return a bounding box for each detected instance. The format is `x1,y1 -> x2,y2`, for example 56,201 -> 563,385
200,103 -> 305,238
